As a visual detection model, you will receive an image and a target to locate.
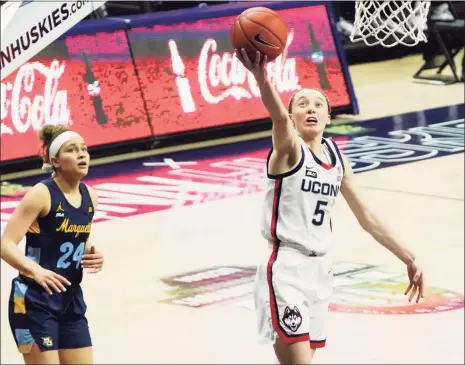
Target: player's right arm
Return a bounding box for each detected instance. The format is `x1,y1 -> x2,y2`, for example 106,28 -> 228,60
0,184 -> 71,294
236,49 -> 300,170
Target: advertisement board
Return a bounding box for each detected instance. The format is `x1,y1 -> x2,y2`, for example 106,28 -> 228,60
0,1 -> 357,163
0,27 -> 151,162
129,3 -> 354,136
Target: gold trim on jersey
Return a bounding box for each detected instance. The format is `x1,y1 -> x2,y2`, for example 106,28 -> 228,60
27,220 -> 40,234
18,344 -> 34,354
13,280 -> 28,314
19,272 -> 34,279
13,297 -> 26,314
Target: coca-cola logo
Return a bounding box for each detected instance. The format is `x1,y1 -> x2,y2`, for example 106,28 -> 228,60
1,60 -> 70,136
169,30 -> 300,111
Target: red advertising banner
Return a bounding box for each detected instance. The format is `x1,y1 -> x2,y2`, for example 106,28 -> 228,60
130,4 -> 351,136
1,3 -> 354,163
0,29 -> 150,162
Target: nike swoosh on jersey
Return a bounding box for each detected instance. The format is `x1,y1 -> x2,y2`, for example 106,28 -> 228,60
253,33 -> 279,48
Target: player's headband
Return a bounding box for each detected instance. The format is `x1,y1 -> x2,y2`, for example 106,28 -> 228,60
42,131 -> 83,176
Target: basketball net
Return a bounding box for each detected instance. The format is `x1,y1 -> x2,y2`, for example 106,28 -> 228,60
350,1 -> 431,48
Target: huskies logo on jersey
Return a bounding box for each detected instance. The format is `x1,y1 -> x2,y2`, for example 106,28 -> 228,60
282,306 -> 302,332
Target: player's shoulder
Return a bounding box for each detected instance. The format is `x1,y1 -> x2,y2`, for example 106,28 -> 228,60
83,184 -> 98,208
83,184 -> 97,199
323,136 -> 345,158
323,136 -> 339,148
29,181 -> 52,197
19,182 -> 51,209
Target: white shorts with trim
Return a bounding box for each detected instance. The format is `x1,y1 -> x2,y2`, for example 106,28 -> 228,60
253,243 -> 333,348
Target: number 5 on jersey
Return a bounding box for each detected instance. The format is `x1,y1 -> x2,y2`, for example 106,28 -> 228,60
312,200 -> 328,226
57,242 -> 85,269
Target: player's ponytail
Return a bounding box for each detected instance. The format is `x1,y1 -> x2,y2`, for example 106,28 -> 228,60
39,124 -> 69,163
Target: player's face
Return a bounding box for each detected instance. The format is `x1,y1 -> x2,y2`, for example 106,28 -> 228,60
291,89 -> 330,139
53,137 -> 90,178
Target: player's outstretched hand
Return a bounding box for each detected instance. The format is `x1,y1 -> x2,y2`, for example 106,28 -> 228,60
235,48 -> 268,85
81,245 -> 104,274
404,260 -> 425,303
33,267 -> 71,295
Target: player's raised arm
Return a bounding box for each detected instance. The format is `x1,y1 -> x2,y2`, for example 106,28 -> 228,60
235,49 -> 299,158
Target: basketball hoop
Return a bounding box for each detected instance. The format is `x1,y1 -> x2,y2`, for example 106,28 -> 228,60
350,1 -> 431,48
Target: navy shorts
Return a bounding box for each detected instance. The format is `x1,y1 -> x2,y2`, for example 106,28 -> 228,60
8,277 -> 92,353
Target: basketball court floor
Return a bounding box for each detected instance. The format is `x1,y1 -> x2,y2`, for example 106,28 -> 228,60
1,55 -> 464,364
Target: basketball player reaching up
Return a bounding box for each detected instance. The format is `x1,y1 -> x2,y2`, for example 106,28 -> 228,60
1,125 -> 104,365
235,49 -> 425,364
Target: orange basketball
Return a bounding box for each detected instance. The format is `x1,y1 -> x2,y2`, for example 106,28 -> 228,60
230,7 -> 288,62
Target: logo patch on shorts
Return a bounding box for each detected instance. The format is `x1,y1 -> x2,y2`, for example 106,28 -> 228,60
41,336 -> 53,348
282,306 -> 302,332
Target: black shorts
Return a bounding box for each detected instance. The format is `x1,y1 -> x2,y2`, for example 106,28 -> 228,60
8,277 -> 92,353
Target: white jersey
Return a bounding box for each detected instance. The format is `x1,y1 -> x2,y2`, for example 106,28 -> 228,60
260,137 -> 345,254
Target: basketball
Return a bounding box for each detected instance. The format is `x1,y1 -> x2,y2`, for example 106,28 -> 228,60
230,7 -> 288,62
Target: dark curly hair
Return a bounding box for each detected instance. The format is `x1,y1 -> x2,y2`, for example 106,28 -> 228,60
39,124 -> 69,163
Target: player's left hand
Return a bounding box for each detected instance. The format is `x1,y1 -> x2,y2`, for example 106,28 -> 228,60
81,245 -> 104,274
404,260 -> 425,303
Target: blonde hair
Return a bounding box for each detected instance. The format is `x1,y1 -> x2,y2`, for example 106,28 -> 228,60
287,88 -> 331,115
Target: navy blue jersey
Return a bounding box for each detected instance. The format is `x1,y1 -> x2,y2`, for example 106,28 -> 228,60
21,178 -> 94,285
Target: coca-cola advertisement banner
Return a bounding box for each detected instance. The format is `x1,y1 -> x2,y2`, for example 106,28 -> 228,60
1,28 -> 151,162
129,3 -> 354,136
1,2 -> 357,163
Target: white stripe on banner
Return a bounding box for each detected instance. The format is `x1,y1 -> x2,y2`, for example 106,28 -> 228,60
1,1 -> 22,35
1,0 -> 106,81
